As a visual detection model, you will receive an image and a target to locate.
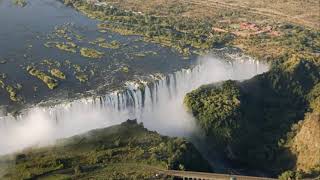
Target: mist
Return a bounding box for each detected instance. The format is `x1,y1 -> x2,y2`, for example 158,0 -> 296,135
0,55 -> 269,155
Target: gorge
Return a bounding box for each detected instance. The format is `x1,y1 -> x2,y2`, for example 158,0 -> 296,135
1,0 -> 319,179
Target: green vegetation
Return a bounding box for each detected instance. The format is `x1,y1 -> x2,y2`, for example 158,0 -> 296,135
12,0 -> 27,7
0,59 -> 7,64
64,62 -> 92,83
0,120 -> 210,179
54,26 -> 73,40
44,41 -> 77,53
185,81 -> 241,146
80,48 -> 104,59
278,170 -> 303,180
42,59 -> 62,68
75,73 -> 88,83
286,113 -> 320,177
89,37 -> 106,45
63,0 -> 320,62
5,85 -> 19,102
121,66 -> 129,73
307,83 -> 320,113
50,68 -> 66,80
98,40 -> 120,49
0,79 -> 4,89
15,83 -> 23,90
44,41 -> 57,48
64,0 -> 234,56
0,73 -> 7,79
0,74 -> 22,102
185,57 -> 320,177
72,64 -> 82,72
55,42 -> 77,53
27,66 -> 58,89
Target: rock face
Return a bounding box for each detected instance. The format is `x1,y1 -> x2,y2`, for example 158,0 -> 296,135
290,113 -> 320,172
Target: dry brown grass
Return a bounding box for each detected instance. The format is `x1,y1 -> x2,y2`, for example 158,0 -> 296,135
205,0 -> 320,29
102,0 -> 320,29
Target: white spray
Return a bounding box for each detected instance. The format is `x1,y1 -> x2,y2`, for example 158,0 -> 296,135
0,55 -> 269,155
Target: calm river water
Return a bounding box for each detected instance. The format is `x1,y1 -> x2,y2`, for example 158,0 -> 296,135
0,0 -> 194,111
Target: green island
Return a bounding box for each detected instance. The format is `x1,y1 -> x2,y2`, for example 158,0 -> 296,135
89,37 -> 106,45
5,86 -> 17,102
98,40 -> 121,49
27,66 -> 59,90
55,42 -> 77,53
75,73 -> 89,83
121,66 -> 129,73
0,120 -> 210,179
0,74 -> 22,102
80,47 -> 104,59
50,68 -> 66,80
44,41 -> 77,53
42,59 -> 62,68
0,79 -> 4,89
12,0 -> 27,7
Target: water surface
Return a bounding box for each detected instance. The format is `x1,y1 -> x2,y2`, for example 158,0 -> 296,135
0,0 -> 194,110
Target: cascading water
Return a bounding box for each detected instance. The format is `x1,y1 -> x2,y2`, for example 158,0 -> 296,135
0,55 -> 269,155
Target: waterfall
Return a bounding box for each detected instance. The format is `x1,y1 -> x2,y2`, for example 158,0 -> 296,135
0,55 -> 269,155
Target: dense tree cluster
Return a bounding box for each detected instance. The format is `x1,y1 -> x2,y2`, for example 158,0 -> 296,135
185,57 -> 320,176
1,120 -> 210,179
184,80 -> 242,145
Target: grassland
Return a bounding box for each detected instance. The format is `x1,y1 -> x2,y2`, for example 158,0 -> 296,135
99,0 -> 320,29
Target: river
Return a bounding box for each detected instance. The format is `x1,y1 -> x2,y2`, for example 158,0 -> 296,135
0,0 -> 269,155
